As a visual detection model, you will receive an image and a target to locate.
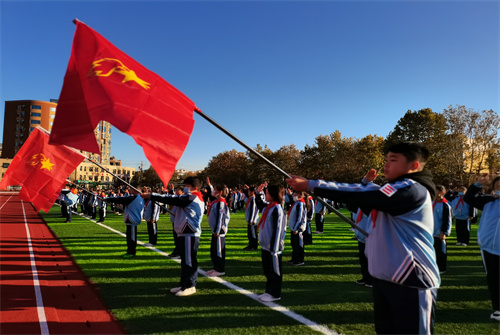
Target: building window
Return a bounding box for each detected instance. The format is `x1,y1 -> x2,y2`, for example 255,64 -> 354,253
89,167 -> 93,172
30,127 -> 35,131
31,105 -> 42,110
31,112 -> 42,117
50,107 -> 56,112
31,120 -> 41,125
2,163 -> 9,168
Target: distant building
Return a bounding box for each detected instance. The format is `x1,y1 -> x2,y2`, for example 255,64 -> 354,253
1,100 -> 57,158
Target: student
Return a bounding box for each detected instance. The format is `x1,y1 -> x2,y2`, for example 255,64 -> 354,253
97,190 -> 107,223
303,195 -> 314,245
314,197 -> 325,234
244,186 -> 260,251
257,184 -> 287,302
106,186 -> 145,258
464,175 -> 500,322
143,187 -> 161,247
286,142 -> 440,335
61,185 -> 79,223
206,185 -> 230,277
144,177 -> 204,297
287,190 -> 308,266
445,186 -> 476,246
167,186 -> 184,259
432,185 -> 452,274
348,203 -> 374,288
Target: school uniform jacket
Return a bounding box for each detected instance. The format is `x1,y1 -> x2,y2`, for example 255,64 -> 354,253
245,196 -> 259,224
308,170 -> 441,289
258,204 -> 287,254
107,194 -> 144,226
288,200 -> 307,232
464,183 -> 500,256
432,199 -> 452,237
207,199 -> 230,236
150,192 -> 204,237
445,191 -> 476,220
143,197 -> 160,222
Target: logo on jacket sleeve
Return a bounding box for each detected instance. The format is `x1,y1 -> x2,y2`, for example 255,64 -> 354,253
380,183 -> 397,197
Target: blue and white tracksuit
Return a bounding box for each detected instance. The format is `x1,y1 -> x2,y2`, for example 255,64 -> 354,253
314,199 -> 325,232
208,199 -> 230,272
258,203 -> 287,299
288,200 -> 307,264
432,199 -> 452,272
464,183 -> 500,312
245,196 -> 260,249
150,192 -> 204,289
445,191 -> 476,244
143,196 -> 161,245
307,170 -> 439,335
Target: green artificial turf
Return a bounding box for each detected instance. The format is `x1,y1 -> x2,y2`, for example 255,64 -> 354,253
41,206 -> 500,335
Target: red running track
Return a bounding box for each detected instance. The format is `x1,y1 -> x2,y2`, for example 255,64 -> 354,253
0,193 -> 125,334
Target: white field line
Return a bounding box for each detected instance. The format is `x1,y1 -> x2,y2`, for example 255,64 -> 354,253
76,211 -> 339,335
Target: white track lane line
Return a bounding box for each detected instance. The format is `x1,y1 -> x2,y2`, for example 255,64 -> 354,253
0,195 -> 14,211
22,200 -> 49,335
86,214 -> 338,335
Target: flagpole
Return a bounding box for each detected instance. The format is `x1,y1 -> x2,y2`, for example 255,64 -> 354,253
85,158 -> 174,216
193,108 -> 368,237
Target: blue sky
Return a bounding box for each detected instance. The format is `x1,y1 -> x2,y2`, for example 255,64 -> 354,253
1,1 -> 498,171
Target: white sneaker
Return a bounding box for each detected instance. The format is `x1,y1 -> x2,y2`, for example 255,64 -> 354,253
461,243 -> 468,246
456,243 -> 462,246
314,231 -> 324,234
491,311 -> 500,321
170,287 -> 182,294
176,287 -> 196,297
258,293 -> 281,302
208,270 -> 225,277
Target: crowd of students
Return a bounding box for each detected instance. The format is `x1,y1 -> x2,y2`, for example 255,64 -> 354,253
58,141 -> 499,333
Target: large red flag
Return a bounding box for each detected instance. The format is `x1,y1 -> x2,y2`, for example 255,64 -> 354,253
49,20 -> 196,185
0,127 -> 85,213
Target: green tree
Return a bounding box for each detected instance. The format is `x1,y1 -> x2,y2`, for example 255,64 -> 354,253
203,149 -> 248,187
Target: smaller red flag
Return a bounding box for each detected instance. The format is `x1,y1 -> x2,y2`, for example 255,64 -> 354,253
0,127 -> 85,213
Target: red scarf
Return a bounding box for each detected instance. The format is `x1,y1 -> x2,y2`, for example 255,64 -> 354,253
257,202 -> 277,232
245,196 -> 254,210
356,210 -> 364,224
370,209 -> 378,228
207,198 -> 227,217
287,198 -> 305,217
432,198 -> 448,210
455,196 -> 464,210
191,191 -> 204,202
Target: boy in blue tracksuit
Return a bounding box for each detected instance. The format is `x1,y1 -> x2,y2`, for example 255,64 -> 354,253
106,187 -> 145,258
143,177 -> 204,297
432,185 -> 452,274
97,190 -> 107,223
445,186 -> 476,246
464,175 -> 500,322
287,142 -> 440,335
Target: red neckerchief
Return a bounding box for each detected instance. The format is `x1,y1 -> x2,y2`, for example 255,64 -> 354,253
356,210 -> 364,224
432,198 -> 448,210
191,191 -> 204,202
245,196 -> 254,210
257,202 -> 277,232
207,198 -> 227,217
287,198 -> 305,217
455,196 -> 464,210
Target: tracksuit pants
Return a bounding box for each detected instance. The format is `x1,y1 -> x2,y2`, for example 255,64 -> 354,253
481,250 -> 500,311
147,220 -> 158,245
178,236 -> 199,289
372,277 -> 436,334
358,241 -> 372,284
247,223 -> 258,249
455,219 -> 470,244
261,249 -> 282,299
433,237 -> 447,272
210,234 -> 226,272
290,232 -> 304,263
315,213 -> 324,232
126,224 -> 138,256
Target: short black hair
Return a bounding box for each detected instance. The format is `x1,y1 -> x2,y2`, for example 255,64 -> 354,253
183,176 -> 201,188
266,185 -> 285,204
435,184 -> 446,192
386,142 -> 430,164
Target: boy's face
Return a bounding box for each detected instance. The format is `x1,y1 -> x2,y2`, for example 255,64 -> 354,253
384,152 -> 418,181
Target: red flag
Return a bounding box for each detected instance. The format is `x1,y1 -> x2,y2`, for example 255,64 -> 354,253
0,127 -> 85,213
49,20 -> 195,185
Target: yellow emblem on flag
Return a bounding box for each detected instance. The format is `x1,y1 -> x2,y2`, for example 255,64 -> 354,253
88,58 -> 151,90
29,153 -> 54,171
